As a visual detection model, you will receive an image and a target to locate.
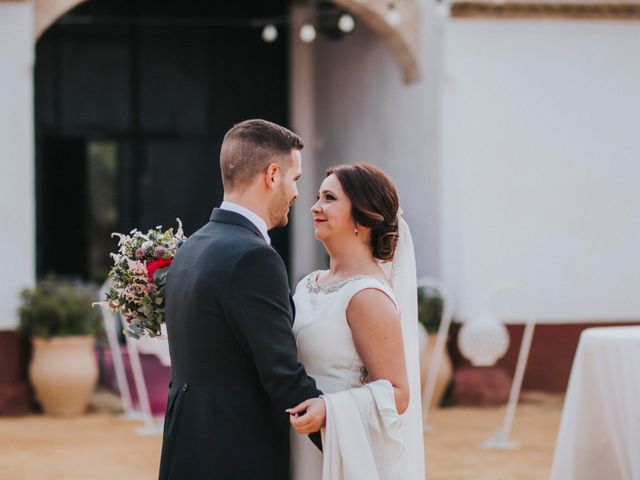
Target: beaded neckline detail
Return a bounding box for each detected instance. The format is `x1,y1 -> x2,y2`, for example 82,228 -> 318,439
305,272 -> 388,295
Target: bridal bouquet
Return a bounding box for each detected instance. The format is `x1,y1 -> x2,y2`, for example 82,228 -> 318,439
97,220 -> 186,339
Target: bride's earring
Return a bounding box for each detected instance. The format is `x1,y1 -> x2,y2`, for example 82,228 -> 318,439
354,223 -> 359,236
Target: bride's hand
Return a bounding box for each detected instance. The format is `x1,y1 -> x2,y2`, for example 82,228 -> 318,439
287,397 -> 326,434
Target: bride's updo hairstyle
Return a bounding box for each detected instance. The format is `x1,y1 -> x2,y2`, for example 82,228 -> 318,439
326,163 -> 399,261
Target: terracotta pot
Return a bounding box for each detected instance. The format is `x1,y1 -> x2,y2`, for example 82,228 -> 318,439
29,336 -> 98,416
418,324 -> 453,410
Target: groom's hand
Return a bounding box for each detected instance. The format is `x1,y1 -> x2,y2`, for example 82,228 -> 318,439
287,397 -> 326,434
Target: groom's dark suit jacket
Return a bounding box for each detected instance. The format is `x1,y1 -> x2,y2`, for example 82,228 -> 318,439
159,208 -> 322,480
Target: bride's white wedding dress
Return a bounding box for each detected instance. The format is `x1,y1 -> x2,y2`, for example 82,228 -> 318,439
290,217 -> 425,480
291,273 -> 398,479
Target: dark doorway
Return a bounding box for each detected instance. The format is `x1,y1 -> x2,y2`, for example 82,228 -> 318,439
35,0 -> 291,282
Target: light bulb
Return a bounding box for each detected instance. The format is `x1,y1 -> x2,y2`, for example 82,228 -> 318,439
386,4 -> 402,25
261,24 -> 278,43
337,14 -> 355,33
436,1 -> 449,17
299,24 -> 317,43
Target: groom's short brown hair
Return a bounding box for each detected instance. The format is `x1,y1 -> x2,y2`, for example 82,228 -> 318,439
220,119 -> 304,191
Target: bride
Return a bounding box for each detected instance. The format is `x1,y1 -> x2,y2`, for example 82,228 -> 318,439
286,163 -> 425,479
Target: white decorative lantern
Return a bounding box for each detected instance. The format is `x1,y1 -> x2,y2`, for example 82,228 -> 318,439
458,312 -> 510,367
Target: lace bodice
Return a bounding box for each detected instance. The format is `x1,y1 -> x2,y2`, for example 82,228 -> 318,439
292,271 -> 398,394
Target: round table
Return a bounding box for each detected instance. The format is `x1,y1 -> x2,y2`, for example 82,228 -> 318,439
550,326 -> 640,480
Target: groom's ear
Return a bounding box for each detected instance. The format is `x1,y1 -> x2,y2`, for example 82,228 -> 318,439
265,162 -> 280,190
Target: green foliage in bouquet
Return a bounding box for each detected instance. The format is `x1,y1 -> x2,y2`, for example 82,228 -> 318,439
417,286 -> 444,334
19,278 -> 101,339
99,220 -> 186,339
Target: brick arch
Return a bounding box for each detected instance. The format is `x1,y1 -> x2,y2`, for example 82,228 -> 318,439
33,0 -> 89,40
333,0 -> 422,84
33,0 -> 422,83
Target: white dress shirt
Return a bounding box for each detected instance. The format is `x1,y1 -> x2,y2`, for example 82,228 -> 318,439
219,201 -> 271,245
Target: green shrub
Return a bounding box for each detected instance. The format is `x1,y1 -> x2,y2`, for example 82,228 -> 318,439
417,286 -> 444,334
18,279 -> 101,339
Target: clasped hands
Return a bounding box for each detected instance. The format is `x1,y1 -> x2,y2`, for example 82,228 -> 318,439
286,397 -> 326,434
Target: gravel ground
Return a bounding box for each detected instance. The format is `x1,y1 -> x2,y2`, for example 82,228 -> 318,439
0,391 -> 563,479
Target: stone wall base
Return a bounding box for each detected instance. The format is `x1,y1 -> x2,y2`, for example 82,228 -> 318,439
0,331 -> 32,415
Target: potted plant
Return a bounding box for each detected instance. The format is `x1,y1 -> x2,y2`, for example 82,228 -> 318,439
18,279 -> 101,415
417,286 -> 452,410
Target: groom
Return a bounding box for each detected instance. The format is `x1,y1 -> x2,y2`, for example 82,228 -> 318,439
159,119 -> 324,479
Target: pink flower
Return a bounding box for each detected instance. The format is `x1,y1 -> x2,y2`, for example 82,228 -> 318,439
154,247 -> 167,258
126,259 -> 147,276
135,247 -> 146,259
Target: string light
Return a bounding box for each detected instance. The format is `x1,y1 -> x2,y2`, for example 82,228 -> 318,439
62,8 -> 361,45
61,8 -> 362,45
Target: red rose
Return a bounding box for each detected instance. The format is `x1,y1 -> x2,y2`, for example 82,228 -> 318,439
146,258 -> 173,282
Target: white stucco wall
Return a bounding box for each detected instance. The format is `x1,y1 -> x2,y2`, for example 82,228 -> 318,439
310,12 -> 640,323
290,4 -> 326,285
312,6 -> 444,278
0,3 -> 35,330
440,21 -> 640,322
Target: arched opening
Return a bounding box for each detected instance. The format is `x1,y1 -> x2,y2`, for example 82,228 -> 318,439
34,1 -> 423,80
34,0 -> 292,282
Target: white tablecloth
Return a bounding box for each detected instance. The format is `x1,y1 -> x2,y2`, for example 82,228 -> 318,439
550,326 -> 640,480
